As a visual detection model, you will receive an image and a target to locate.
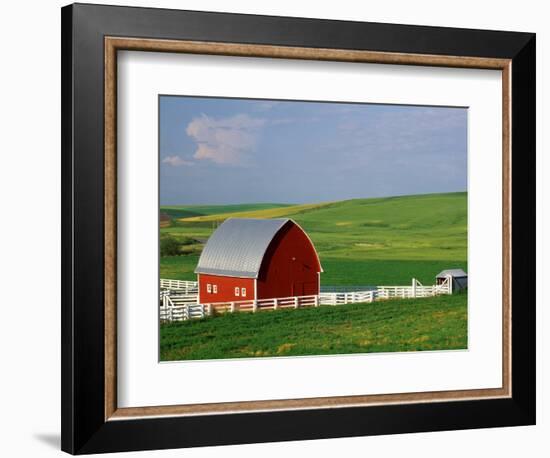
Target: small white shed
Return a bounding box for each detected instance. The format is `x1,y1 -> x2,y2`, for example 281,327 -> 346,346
436,269 -> 468,293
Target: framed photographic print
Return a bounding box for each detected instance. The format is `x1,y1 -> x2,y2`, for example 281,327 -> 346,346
61,3 -> 536,454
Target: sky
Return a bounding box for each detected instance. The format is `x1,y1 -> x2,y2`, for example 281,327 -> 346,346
159,96 -> 467,205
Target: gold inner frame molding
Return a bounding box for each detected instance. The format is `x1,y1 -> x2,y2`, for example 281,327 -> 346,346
104,36 -> 512,421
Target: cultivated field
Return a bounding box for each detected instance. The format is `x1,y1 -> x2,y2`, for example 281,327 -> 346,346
160,292 -> 467,360
160,192 -> 467,286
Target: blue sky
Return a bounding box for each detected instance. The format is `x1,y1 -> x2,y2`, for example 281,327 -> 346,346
160,96 -> 467,205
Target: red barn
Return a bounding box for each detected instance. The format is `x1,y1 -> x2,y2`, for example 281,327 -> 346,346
195,218 -> 322,304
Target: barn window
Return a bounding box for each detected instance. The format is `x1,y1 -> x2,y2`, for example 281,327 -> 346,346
235,287 -> 240,296
241,287 -> 247,297
207,284 -> 212,293
213,284 -> 218,293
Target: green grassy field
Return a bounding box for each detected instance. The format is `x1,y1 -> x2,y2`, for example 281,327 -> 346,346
160,292 -> 467,361
160,192 -> 467,285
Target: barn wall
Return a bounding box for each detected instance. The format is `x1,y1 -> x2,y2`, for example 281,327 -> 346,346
198,273 -> 255,303
257,223 -> 321,300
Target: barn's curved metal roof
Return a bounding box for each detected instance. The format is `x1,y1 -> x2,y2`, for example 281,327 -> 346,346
195,218 -> 292,278
436,269 -> 467,278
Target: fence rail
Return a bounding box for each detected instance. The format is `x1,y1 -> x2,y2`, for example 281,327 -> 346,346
159,276 -> 453,322
160,279 -> 198,293
319,290 -> 375,305
161,293 -> 198,308
160,303 -> 206,322
204,294 -> 319,315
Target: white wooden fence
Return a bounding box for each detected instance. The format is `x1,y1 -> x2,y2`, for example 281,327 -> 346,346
319,290 -> 376,305
378,277 -> 451,298
204,294 -> 319,314
159,277 -> 453,322
320,277 -> 451,305
160,303 -> 206,321
160,279 -> 198,293
160,294 -> 318,322
161,293 -> 198,308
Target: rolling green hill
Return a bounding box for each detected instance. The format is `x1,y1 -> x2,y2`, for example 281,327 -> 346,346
177,201 -> 334,222
160,192 -> 467,286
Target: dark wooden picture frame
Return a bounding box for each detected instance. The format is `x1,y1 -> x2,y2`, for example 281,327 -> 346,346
61,3 -> 536,454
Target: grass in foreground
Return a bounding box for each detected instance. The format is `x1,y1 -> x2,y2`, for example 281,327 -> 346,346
160,292 -> 467,361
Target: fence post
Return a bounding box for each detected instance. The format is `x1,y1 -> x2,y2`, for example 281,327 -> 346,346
314,295 -> 319,307
412,278 -> 417,298
253,300 -> 258,312
294,296 -> 298,309
274,298 -> 278,310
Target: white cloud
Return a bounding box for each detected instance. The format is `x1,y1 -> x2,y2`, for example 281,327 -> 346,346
186,114 -> 265,165
162,155 -> 194,167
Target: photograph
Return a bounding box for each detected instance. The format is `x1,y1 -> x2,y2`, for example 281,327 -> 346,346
158,95 -> 469,361
51,2 -> 537,454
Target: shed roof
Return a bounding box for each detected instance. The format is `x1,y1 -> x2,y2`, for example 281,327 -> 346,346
436,269 -> 467,278
195,218 -> 292,278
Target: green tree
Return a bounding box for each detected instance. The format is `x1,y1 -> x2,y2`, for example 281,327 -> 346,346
160,236 -> 180,257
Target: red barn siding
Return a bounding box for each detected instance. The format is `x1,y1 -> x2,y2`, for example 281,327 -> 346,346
257,223 -> 321,300
198,273 -> 255,304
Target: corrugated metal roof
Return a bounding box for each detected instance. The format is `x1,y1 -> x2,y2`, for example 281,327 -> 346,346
195,218 -> 291,278
436,269 -> 467,278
